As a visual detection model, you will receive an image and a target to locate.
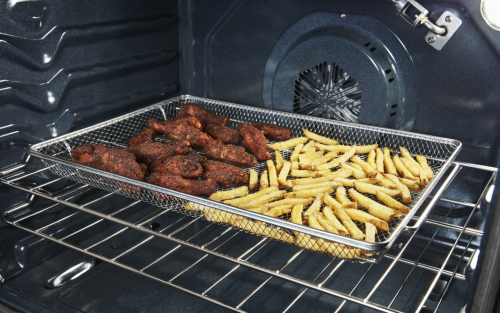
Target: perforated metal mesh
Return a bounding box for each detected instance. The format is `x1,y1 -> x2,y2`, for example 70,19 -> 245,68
30,95 -> 461,262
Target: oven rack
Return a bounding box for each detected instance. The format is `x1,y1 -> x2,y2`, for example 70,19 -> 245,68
0,159 -> 495,313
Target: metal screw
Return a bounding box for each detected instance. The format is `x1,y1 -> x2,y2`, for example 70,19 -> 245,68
340,13 -> 346,19
445,15 -> 452,22
428,36 -> 435,43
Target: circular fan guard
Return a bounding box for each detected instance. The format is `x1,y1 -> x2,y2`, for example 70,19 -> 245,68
293,62 -> 362,123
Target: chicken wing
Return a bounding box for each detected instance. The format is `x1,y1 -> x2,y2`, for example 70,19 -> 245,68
238,123 -> 272,161
178,102 -> 230,126
129,128 -> 157,147
200,159 -> 248,187
168,123 -> 217,148
252,123 -> 292,141
99,149 -> 147,181
204,142 -> 258,167
148,172 -> 218,196
149,151 -> 205,178
71,144 -> 111,167
132,140 -> 191,165
204,124 -> 241,144
148,116 -> 202,133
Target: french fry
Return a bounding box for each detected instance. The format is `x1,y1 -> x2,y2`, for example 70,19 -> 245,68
319,168 -> 352,179
398,176 -> 420,191
301,140 -> 316,154
247,207 -> 266,214
402,156 -> 428,186
314,143 -> 378,154
309,151 -> 340,165
249,169 -> 258,191
291,169 -> 330,178
383,147 -> 398,175
291,161 -> 299,170
209,186 -> 249,202
231,217 -> 295,243
385,174 -> 412,204
351,155 -> 378,178
267,160 -> 279,187
365,222 -> 377,243
348,189 -> 396,221
367,149 -> 376,169
308,212 -> 326,230
298,163 -> 314,170
303,129 -> 338,145
256,198 -> 314,209
332,178 -> 356,187
376,148 -> 384,173
336,186 -> 356,208
353,181 -> 401,197
184,201 -> 208,211
299,150 -> 323,163
416,154 -> 434,179
341,163 -> 367,179
290,144 -> 304,162
284,187 -> 334,199
238,190 -> 287,209
400,157 -> 420,177
291,204 -> 304,225
278,161 -> 292,186
344,209 -> 389,231
349,163 -> 363,171
275,151 -> 284,172
367,203 -> 397,222
316,213 -> 339,234
374,173 -> 398,190
357,178 -> 378,184
323,193 -> 342,210
393,154 -> 419,181
268,137 -> 309,150
322,206 -> 350,236
333,207 -> 365,239
303,193 -> 324,220
376,190 -> 410,212
224,186 -> 278,206
315,145 -> 357,171
284,176 -> 338,188
264,204 -> 294,217
292,181 -> 341,191
260,170 -> 269,190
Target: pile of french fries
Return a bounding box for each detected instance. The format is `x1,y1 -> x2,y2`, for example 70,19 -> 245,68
186,129 -> 435,259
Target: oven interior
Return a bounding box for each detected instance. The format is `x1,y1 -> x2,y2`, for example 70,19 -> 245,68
1,0 -> 500,312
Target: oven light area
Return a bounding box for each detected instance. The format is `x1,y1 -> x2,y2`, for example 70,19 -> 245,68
481,0 -> 500,31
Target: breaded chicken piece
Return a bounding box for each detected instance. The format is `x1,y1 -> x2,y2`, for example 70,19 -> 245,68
178,102 -> 230,126
132,140 -> 190,165
200,159 -> 249,187
238,123 -> 272,161
204,142 -> 258,167
149,151 -> 204,178
129,128 -> 157,147
252,123 -> 292,141
148,172 -> 218,196
204,124 -> 241,144
148,116 -> 202,133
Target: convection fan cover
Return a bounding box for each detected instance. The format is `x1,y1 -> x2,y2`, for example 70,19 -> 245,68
293,62 -> 361,122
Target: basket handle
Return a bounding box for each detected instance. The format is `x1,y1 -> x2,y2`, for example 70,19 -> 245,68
405,163 -> 462,231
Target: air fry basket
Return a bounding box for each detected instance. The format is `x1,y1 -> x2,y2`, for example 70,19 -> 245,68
29,95 -> 461,263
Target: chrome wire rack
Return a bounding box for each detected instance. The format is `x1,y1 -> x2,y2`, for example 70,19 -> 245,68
0,157 -> 495,313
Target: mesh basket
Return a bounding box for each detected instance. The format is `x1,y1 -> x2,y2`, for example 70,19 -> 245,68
30,95 -> 461,262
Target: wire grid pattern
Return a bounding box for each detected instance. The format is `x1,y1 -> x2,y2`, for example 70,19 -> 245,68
30,95 -> 461,262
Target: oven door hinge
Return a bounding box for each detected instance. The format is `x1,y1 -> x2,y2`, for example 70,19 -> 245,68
392,0 -> 462,51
